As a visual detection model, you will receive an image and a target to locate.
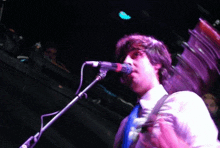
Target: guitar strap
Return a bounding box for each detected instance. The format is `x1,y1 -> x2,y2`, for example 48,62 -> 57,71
122,94 -> 169,147
142,94 -> 169,132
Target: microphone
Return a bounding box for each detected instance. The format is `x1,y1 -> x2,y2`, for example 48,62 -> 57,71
85,61 -> 132,74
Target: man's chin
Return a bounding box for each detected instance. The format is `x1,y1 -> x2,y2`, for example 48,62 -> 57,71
121,79 -> 132,86
128,84 -> 137,92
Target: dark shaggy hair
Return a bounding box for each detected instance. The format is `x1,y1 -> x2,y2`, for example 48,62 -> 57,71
115,33 -> 172,84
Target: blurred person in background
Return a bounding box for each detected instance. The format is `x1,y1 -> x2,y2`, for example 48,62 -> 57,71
44,42 -> 70,73
202,93 -> 220,140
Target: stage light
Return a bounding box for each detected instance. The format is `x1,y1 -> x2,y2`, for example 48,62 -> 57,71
118,11 -> 131,20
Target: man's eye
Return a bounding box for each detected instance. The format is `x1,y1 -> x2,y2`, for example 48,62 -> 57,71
133,51 -> 142,57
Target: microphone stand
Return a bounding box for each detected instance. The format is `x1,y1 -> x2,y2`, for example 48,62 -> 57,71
0,0 -> 6,22
20,68 -> 108,148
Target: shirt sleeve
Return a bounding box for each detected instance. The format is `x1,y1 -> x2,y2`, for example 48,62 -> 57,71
156,91 -> 220,147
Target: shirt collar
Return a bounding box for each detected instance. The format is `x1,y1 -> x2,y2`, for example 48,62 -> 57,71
138,84 -> 168,110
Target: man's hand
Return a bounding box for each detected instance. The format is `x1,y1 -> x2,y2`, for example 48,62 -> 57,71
150,118 -> 190,148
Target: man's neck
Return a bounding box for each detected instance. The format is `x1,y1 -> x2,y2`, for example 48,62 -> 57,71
137,83 -> 161,100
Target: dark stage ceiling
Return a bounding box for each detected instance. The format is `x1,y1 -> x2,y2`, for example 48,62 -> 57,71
2,0 -> 220,71
1,0 -> 220,108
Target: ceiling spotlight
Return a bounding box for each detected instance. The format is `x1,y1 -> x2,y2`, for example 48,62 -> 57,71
118,11 -> 131,20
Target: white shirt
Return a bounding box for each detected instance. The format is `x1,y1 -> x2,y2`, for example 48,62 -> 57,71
114,85 -> 220,148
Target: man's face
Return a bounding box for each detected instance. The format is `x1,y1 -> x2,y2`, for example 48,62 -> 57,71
122,50 -> 160,97
44,48 -> 57,60
204,98 -> 218,115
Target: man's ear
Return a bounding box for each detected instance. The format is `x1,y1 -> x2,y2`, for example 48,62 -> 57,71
153,64 -> 162,73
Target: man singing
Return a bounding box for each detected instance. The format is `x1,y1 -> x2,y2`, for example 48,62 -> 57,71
113,34 -> 219,148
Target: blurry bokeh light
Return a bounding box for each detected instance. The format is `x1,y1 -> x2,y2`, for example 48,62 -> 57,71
118,11 -> 131,20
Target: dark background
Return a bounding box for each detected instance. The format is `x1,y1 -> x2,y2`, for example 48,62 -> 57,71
0,0 -> 220,147
2,0 -> 220,97
2,0 -> 219,71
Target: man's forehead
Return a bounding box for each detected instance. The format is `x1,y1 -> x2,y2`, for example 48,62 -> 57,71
127,49 -> 144,54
